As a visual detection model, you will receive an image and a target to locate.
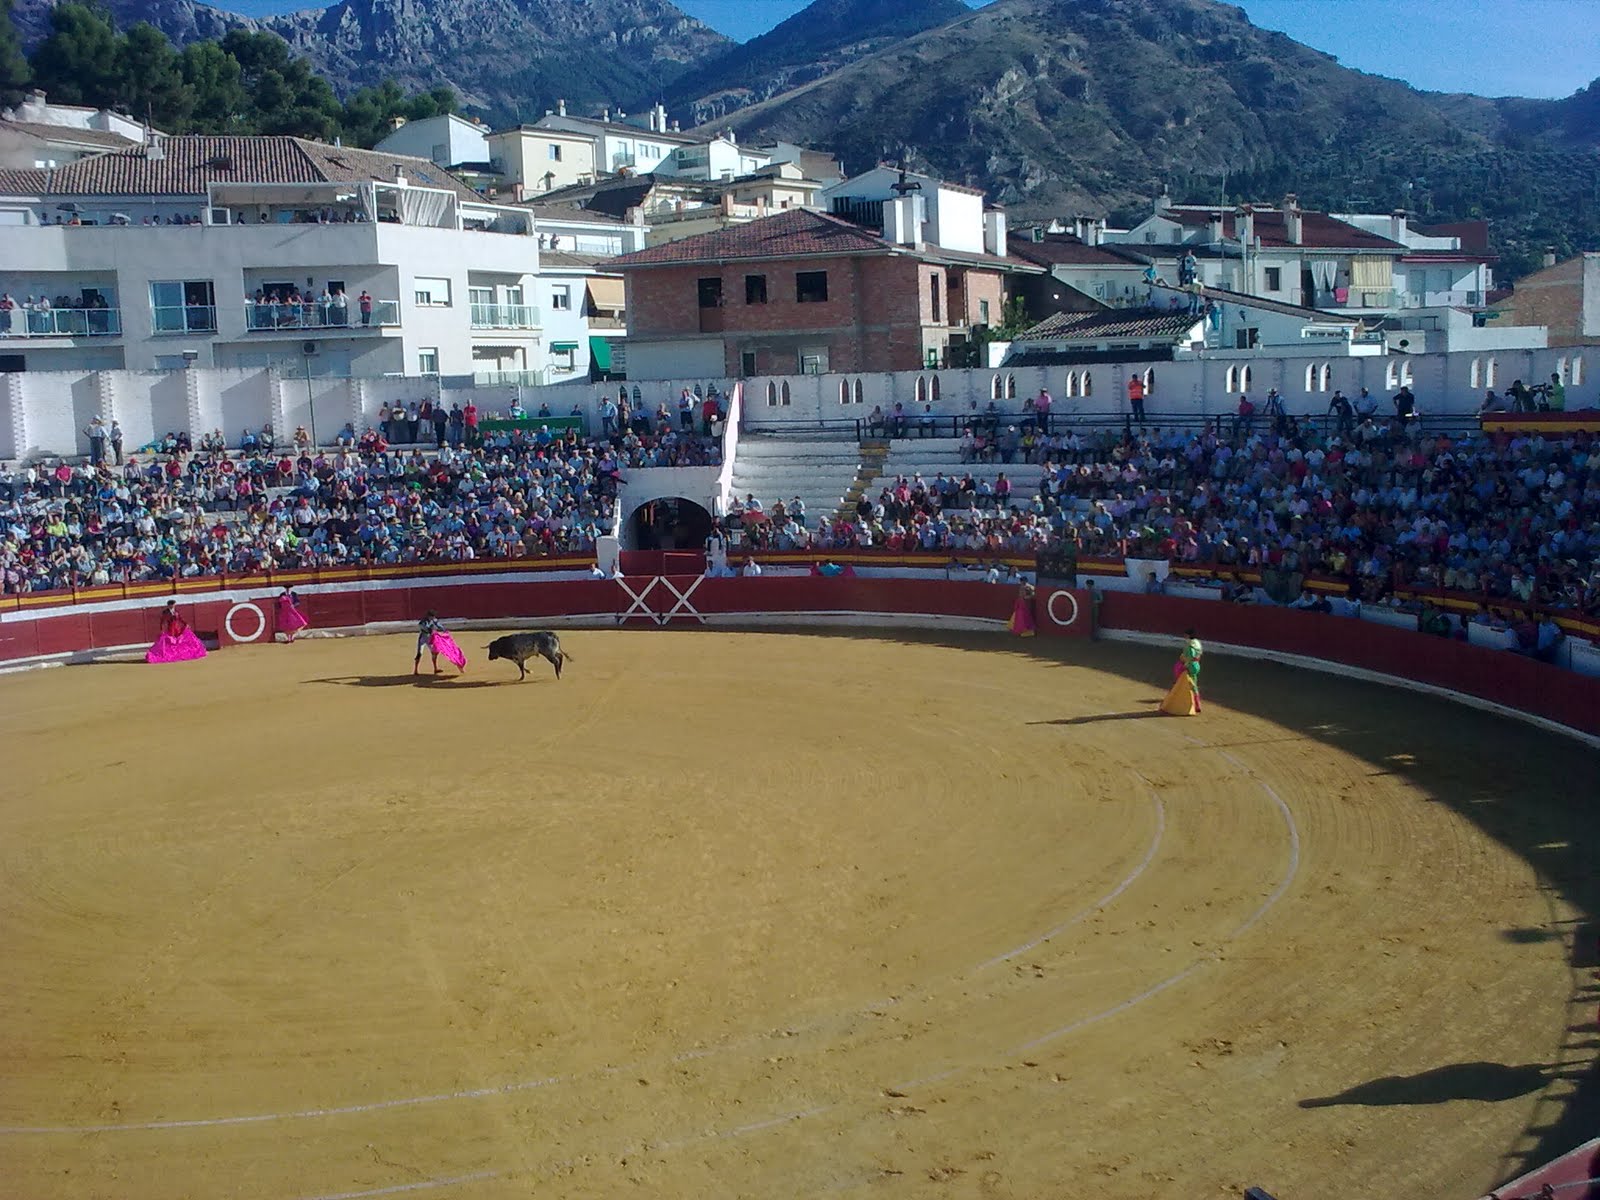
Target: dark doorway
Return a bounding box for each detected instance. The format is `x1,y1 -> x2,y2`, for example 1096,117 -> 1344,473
628,498 -> 712,551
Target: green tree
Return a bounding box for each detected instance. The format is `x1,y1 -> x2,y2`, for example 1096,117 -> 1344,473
0,0 -> 30,111
219,29 -> 339,138
29,2 -> 120,109
337,79 -> 458,148
179,41 -> 247,134
117,23 -> 191,131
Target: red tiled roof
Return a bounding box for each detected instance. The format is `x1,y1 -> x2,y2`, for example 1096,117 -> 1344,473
1415,219 -> 1491,254
1008,230 -> 1145,268
1159,206 -> 1405,251
28,137 -> 482,203
607,209 -> 896,267
0,167 -> 49,196
1017,309 -> 1203,342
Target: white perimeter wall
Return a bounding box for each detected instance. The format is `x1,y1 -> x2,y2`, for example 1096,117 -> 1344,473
2,344 -> 1590,461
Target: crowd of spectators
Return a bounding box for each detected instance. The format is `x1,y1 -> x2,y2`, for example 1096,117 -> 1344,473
0,413 -> 719,592
732,414 -> 1600,628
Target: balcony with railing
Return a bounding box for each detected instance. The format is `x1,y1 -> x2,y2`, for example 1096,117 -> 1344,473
1398,289 -> 1485,309
0,307 -> 122,338
152,304 -> 218,334
469,303 -> 540,330
473,369 -> 546,388
243,300 -> 401,332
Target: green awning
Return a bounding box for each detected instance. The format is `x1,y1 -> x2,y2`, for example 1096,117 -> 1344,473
550,341 -> 580,352
588,336 -> 613,370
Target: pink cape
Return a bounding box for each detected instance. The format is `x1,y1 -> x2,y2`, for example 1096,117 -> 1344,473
430,629 -> 467,669
146,627 -> 208,664
276,594 -> 309,633
1007,594 -> 1037,637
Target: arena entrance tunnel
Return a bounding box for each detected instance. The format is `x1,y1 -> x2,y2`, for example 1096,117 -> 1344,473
624,496 -> 713,551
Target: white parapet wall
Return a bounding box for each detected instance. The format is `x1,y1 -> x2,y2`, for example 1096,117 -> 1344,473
2,345 -> 1590,460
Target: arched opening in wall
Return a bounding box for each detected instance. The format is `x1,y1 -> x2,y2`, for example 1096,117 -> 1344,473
693,384 -> 704,398
1005,374 -> 1017,400
1304,363 -> 1316,393
1385,361 -> 1399,390
1236,366 -> 1248,394
1224,366 -> 1236,394
915,376 -> 927,404
1064,372 -> 1078,398
1081,371 -> 1093,397
839,380 -> 851,405
1556,356 -> 1568,383
991,374 -> 1003,401
853,378 -> 865,404
1401,361 -> 1414,386
765,381 -> 778,406
1486,357 -> 1498,387
930,375 -> 941,403
1143,367 -> 1155,394
632,386 -> 643,405
1470,358 -> 1481,389
1319,363 -> 1331,392
780,381 -> 791,406
625,497 -> 713,552
1574,356 -> 1585,387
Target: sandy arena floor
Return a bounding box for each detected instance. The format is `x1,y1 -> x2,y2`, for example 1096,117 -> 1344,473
1,628 -> 1597,1200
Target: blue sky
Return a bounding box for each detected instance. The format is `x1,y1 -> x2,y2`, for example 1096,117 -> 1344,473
210,0 -> 1598,100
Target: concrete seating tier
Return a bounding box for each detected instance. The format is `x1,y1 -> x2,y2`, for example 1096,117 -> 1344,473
727,432 -> 868,524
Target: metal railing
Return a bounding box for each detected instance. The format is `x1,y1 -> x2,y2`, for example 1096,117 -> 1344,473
152,304 -> 218,334
469,304 -> 540,330
243,300 -> 400,331
0,308 -> 122,337
473,369 -> 547,388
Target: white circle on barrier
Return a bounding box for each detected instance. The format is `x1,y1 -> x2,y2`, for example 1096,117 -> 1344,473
1046,590 -> 1080,628
225,602 -> 266,644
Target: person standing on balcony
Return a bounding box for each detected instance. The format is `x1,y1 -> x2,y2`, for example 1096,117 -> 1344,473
332,289 -> 348,326
359,290 -> 373,326
110,420 -> 124,466
0,292 -> 14,333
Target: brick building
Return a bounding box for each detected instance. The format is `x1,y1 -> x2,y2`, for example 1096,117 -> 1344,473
608,205 -> 1037,381
1491,252 -> 1600,348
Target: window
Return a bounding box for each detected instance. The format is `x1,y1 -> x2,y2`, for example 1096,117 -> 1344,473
1385,361 -> 1399,389
150,279 -> 216,332
550,284 -> 571,312
552,344 -> 576,372
1470,357 -> 1481,388
1081,371 -> 1093,397
1305,363 -> 1317,393
853,379 -> 864,404
1005,374 -> 1016,400
930,273 -> 942,324
741,351 -> 757,378
413,277 -> 451,306
1144,368 -> 1156,394
1234,327 -> 1260,350
799,347 -> 828,374
1225,366 -> 1236,393
780,381 -> 791,406
1574,355 -> 1585,386
1486,357 -> 1498,387
991,374 -> 1003,401
1556,356 -> 1568,382
697,277 -> 723,309
1237,366 -> 1249,393
418,347 -> 439,375
1320,363 -> 1331,392
979,299 -> 991,326
796,271 -> 828,303
548,144 -> 562,161
765,381 -> 778,406
1264,267 -> 1282,292
468,286 -> 494,308
1400,361 -> 1413,386
745,274 -> 767,305
839,380 -> 851,404
915,376 -> 927,404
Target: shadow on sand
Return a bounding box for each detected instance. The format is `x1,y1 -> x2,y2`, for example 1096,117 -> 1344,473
1300,1063 -> 1556,1109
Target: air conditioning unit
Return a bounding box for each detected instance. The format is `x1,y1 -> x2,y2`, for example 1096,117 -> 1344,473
301,341 -> 318,356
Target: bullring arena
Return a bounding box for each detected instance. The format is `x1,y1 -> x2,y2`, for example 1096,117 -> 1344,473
2,569 -> 1599,1200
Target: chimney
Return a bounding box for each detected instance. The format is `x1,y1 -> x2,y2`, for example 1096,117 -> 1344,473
626,205 -> 644,226
1389,209 -> 1408,244
655,103 -> 667,132
883,194 -> 924,249
1543,247 -> 1558,268
1153,189 -> 1172,217
671,120 -> 680,132
393,166 -> 407,186
1282,194 -> 1302,246
647,108 -> 658,132
389,115 -> 407,131
558,98 -> 567,117
1208,210 -> 1224,244
1031,226 -> 1045,243
1084,217 -> 1102,247
1238,204 -> 1255,250
726,128 -> 736,145
144,134 -> 165,162
983,208 -> 1007,256
512,183 -> 525,202
602,108 -> 611,122
719,192 -> 735,217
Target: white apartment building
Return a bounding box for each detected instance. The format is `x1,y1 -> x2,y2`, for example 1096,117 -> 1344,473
0,135 -> 549,382
534,107 -> 694,176
0,90 -> 150,170
653,134 -> 772,182
822,166 -> 994,256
